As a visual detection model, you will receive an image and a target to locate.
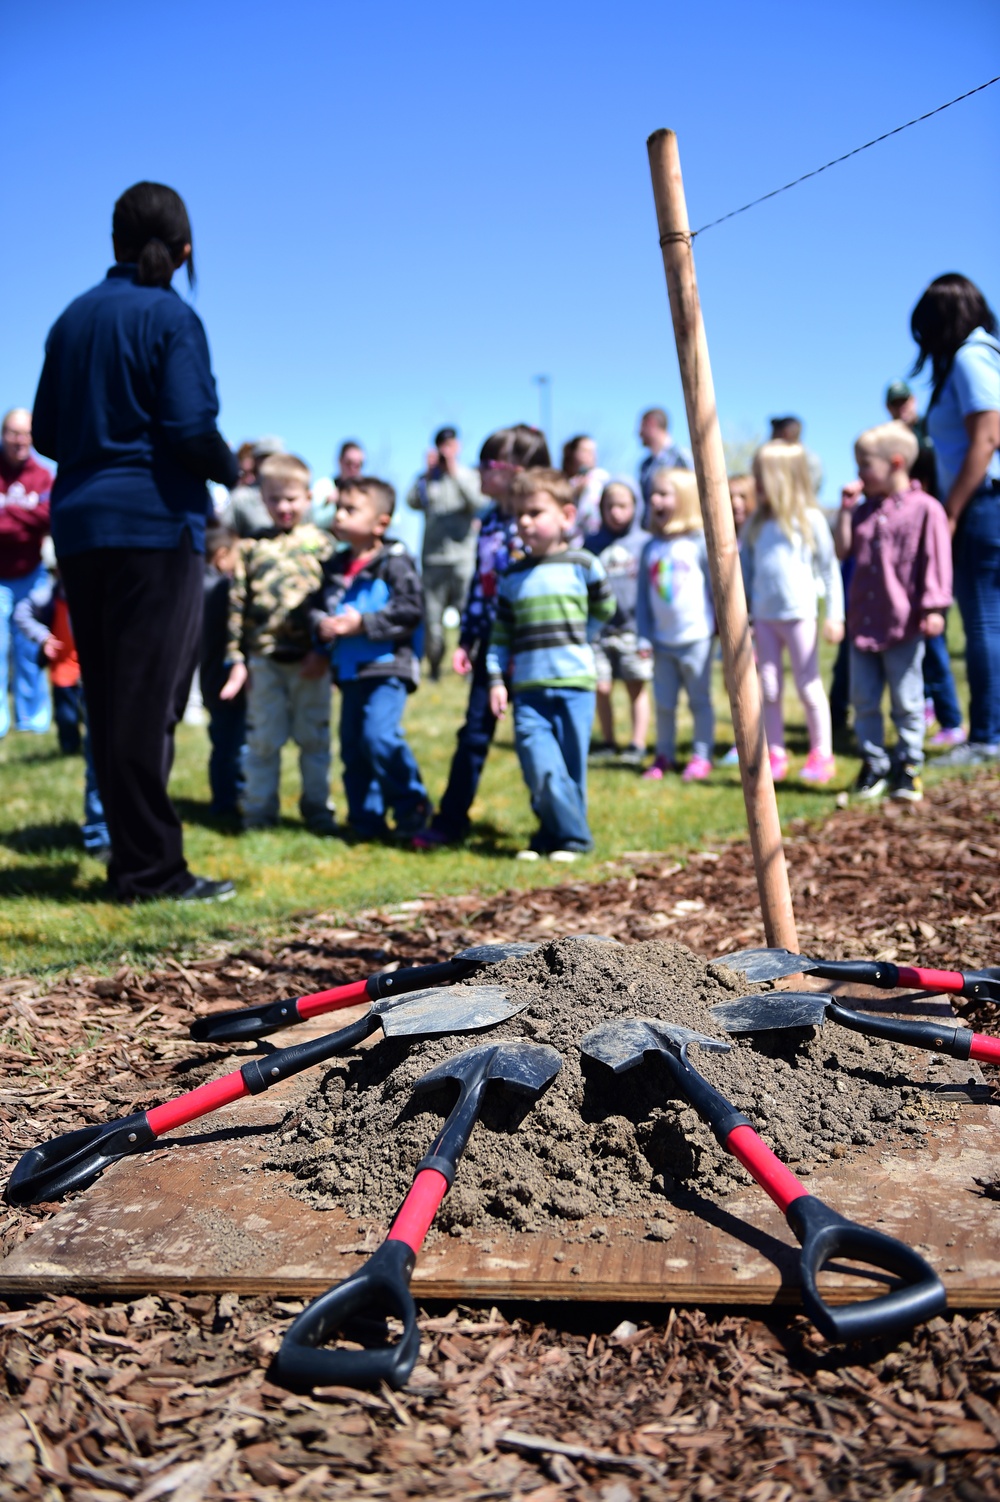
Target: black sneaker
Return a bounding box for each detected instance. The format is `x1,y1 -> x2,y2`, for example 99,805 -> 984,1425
889,764 -> 923,803
588,741 -> 618,764
853,762 -> 887,800
174,875 -> 237,903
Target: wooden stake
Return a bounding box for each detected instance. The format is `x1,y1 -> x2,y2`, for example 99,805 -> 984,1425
647,128 -> 798,953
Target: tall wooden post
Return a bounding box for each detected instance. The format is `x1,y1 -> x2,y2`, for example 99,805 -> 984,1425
647,128 -> 798,953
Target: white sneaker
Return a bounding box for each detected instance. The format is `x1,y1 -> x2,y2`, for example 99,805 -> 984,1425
515,849 -> 541,861
550,850 -> 580,863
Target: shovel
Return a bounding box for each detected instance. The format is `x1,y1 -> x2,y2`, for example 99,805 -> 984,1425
275,1039 -> 562,1391
5,986 -> 525,1207
580,1018 -> 946,1343
710,992 -> 1000,1065
714,945 -> 1000,1005
191,933 -> 615,1043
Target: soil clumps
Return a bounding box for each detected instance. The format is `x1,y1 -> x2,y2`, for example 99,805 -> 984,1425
266,936 -> 931,1238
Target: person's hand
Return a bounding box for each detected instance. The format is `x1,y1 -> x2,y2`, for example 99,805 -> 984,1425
315,614 -> 338,642
489,682 -> 508,720
822,620 -> 845,645
300,650 -> 330,679
921,612 -> 946,637
219,661 -> 248,701
440,447 -> 457,476
452,646 -> 473,676
945,510 -> 959,538
42,634 -> 61,662
425,449 -> 438,474
840,479 -> 864,510
324,607 -> 363,638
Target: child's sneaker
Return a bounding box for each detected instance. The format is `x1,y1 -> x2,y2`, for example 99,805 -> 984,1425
588,741 -> 618,764
721,745 -> 740,766
642,755 -> 674,780
853,761 -> 887,800
800,749 -> 836,785
412,826 -> 453,850
928,724 -> 967,749
924,697 -> 936,729
617,744 -> 646,768
550,849 -> 581,863
515,849 -> 541,862
889,763 -> 923,803
769,747 -> 789,782
394,801 -> 433,841
682,755 -> 712,782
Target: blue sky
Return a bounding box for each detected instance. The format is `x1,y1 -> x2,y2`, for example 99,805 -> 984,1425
4,1 -> 998,551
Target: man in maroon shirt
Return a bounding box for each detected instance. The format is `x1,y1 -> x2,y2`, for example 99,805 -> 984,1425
0,408 -> 53,736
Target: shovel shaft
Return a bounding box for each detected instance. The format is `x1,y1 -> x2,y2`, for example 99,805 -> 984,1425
726,1124 -> 807,1215
971,1033 -> 1000,1065
387,1168 -> 450,1253
296,977 -> 371,1018
146,1071 -> 250,1135
895,965 -> 965,994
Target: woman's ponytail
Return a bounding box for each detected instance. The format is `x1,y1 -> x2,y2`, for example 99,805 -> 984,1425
112,182 -> 195,290
135,236 -> 177,288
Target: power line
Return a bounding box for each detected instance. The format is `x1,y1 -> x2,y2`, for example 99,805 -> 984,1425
692,74 -> 1000,238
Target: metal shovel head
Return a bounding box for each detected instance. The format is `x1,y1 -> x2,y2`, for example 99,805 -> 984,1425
713,946 -> 819,982
580,1017 -> 729,1074
414,1040 -> 562,1096
455,933 -> 619,966
371,984 -> 526,1038
711,992 -> 830,1034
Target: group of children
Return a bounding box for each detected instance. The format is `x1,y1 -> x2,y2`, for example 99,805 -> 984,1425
202,412 -> 950,867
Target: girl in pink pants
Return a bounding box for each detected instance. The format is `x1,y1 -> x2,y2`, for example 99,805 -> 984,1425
740,442 -> 844,784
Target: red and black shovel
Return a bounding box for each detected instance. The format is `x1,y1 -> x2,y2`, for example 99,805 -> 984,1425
714,945 -> 1000,1006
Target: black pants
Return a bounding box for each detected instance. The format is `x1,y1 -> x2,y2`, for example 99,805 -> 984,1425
60,537 -> 203,899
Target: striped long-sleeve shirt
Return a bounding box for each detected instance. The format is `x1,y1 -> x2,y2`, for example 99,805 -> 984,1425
486,548 -> 614,691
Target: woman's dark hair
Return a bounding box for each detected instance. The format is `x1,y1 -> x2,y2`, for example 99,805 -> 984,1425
910,273 -> 997,406
113,181 -> 194,289
479,424 -> 551,469
561,434 -> 592,476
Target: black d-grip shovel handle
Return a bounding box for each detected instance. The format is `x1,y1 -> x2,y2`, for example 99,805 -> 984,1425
787,1195 -> 947,1343
275,1240 -> 419,1391
5,1113 -> 156,1205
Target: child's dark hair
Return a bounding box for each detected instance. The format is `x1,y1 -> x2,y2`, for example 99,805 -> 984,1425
340,476 -> 396,519
910,273 -> 998,407
205,524 -> 237,558
561,434 -> 592,476
479,424 -> 551,470
112,182 -> 194,289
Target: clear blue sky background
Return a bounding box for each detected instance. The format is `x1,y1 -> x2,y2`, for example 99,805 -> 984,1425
3,0 -> 998,551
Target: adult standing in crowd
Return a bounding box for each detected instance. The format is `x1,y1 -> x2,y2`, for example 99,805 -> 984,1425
911,273 -> 1000,767
0,409 -> 52,738
562,435 -> 609,541
637,407 -> 691,523
406,427 -> 482,679
32,181 -> 239,903
769,415 -> 824,496
310,439 -> 366,531
219,434 -> 286,538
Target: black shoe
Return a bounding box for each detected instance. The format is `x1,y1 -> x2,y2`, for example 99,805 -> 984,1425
588,741 -> 618,764
853,762 -> 887,800
174,875 -> 237,903
889,764 -> 923,803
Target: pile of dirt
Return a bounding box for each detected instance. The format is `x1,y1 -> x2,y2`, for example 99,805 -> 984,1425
267,935 -> 934,1238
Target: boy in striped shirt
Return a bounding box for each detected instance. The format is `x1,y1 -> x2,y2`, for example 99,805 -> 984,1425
487,469 -> 614,860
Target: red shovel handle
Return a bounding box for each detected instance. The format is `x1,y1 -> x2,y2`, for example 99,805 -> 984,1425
297,977 -> 371,1019
971,1033 -> 1000,1066
387,1168 -> 450,1254
726,1123 -> 808,1215
146,1070 -> 250,1135
896,966 -> 964,993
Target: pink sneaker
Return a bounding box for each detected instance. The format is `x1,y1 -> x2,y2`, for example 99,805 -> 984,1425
642,755 -> 674,780
769,747 -> 789,782
929,725 -> 967,749
682,755 -> 712,782
800,749 -> 836,785
924,697 -> 937,729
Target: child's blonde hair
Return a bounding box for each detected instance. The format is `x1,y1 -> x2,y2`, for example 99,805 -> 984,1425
258,453 -> 311,491
855,420 -> 919,471
510,467 -> 574,508
651,467 -> 703,535
747,441 -> 818,550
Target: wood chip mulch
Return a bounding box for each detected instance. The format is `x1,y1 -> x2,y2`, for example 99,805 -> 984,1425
2,772 -> 1000,1500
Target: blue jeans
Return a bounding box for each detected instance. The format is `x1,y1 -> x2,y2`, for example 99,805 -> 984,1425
340,676 -> 428,836
0,564 -> 51,736
82,723 -> 109,852
432,647 -> 497,840
850,639 -> 925,773
652,638 -> 715,762
953,485 -> 1000,746
53,681 -> 84,753
513,687 -> 595,853
203,690 -> 246,815
921,619 -> 962,731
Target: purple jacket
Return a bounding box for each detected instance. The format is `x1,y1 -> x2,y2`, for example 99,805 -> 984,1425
847,482 -> 952,652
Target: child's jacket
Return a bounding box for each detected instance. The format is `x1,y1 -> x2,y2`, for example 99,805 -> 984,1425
310,539 -> 424,691
228,523 -> 334,664
583,515 -> 650,638
847,481 -> 952,652
459,505 -> 520,651
740,511 -> 843,626
13,572 -> 80,687
636,533 -> 715,648
486,549 -> 614,692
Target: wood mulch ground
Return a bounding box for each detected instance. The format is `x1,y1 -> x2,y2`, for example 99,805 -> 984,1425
2,773 -> 1000,1500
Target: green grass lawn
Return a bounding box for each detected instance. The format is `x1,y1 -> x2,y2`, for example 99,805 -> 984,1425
0,622 -> 971,976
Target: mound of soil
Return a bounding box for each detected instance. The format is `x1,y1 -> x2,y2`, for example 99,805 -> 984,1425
267,936 -> 933,1238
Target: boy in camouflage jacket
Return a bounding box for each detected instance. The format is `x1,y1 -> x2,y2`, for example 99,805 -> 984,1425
220,454 -> 335,832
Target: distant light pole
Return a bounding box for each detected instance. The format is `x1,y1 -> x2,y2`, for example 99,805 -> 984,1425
533,374 -> 552,451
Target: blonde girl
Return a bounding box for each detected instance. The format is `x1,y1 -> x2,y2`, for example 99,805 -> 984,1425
636,468 -> 715,781
741,441 -> 844,783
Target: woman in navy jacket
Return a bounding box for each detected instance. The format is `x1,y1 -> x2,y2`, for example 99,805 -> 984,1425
32,182 -> 238,902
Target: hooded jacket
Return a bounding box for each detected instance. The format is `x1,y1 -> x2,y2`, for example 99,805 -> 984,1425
310,538 -> 424,691
582,509 -> 650,638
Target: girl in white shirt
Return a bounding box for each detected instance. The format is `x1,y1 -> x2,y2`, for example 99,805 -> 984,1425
740,442 -> 844,784
636,469 -> 715,781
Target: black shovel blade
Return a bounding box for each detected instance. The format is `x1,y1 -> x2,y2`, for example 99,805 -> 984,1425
373,984 -> 526,1038
713,946 -> 819,982
711,993 -> 830,1034
580,1017 -> 729,1074
413,1040 -> 562,1096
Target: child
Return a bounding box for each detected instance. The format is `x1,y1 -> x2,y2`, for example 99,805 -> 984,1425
414,424 -> 550,848
834,421 -> 952,802
310,477 -> 430,840
636,468 -> 716,781
201,525 -> 246,818
220,454 -> 335,833
728,474 -> 756,533
487,468 -> 614,859
13,569 -> 109,856
741,442 -> 844,784
583,480 -> 651,767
